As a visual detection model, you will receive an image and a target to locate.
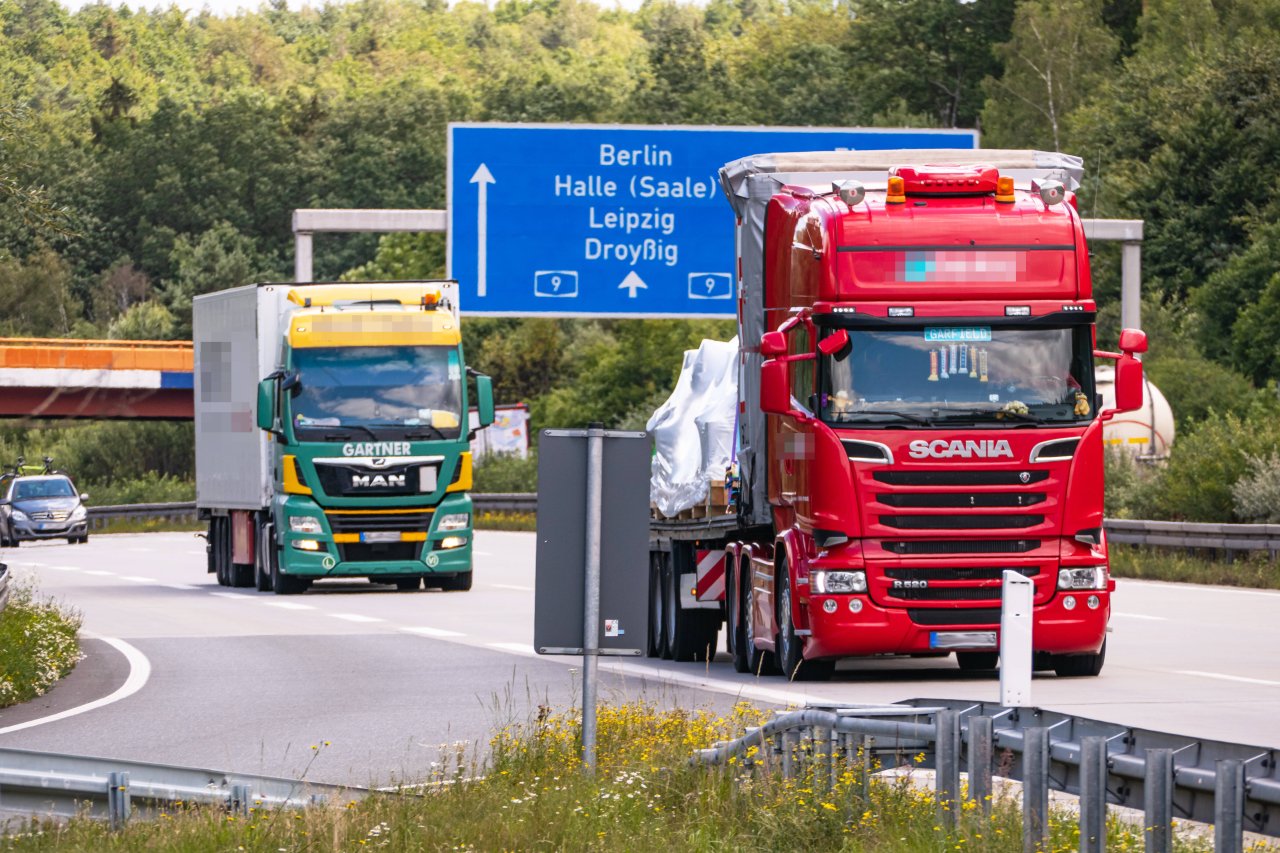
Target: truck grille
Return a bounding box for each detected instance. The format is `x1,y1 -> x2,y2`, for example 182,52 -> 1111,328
878,492 -> 1044,508
326,511 -> 433,534
882,539 -> 1040,554
336,542 -> 422,563
893,587 -> 1003,601
880,514 -> 1043,530
874,470 -> 1049,486
314,462 -> 440,498
885,567 -> 1039,581
909,607 -> 1002,627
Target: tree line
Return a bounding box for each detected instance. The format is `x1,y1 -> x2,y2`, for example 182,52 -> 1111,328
3,0 -> 1280,520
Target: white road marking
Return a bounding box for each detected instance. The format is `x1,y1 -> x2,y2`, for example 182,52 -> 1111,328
212,592 -> 252,599
487,583 -> 533,592
1177,670 -> 1280,687
0,634 -> 151,735
402,626 -> 465,638
126,548 -> 155,553
122,576 -> 157,583
1113,612 -> 1167,621
263,601 -> 314,610
488,642 -> 536,656
47,566 -> 79,572
164,584 -> 200,591
332,613 -> 383,623
84,570 -> 115,576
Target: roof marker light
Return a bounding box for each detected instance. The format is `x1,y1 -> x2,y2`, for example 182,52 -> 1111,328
834,180 -> 866,207
886,176 -> 906,204
995,176 -> 1016,203
888,307 -> 914,318
1006,306 -> 1032,317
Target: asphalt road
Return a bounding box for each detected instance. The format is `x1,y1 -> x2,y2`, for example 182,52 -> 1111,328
1,531 -> 1278,786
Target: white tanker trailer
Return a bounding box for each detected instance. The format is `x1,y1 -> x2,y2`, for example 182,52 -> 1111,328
1096,365 -> 1175,460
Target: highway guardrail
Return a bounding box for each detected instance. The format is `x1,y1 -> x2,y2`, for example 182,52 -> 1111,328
693,699 -> 1280,850
0,746 -> 365,828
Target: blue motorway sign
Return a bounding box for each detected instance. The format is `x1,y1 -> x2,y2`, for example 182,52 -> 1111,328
447,123 -> 978,317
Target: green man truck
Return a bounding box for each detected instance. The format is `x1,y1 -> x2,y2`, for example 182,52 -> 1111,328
194,281 -> 494,594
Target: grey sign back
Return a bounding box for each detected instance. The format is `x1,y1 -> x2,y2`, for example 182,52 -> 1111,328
534,429 -> 649,655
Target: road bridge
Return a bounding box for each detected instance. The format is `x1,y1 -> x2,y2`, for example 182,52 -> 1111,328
0,338 -> 192,420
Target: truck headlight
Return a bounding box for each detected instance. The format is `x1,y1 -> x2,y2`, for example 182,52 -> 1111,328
10,509 -> 27,522
71,506 -> 87,521
813,570 -> 867,594
289,516 -> 323,534
1058,567 -> 1107,591
437,513 -> 470,532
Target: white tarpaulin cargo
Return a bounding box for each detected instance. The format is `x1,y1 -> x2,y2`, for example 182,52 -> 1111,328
648,337 -> 738,517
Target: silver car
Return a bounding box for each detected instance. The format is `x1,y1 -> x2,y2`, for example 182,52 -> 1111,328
0,475 -> 89,546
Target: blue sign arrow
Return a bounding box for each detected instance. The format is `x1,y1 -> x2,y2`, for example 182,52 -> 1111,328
447,123 -> 978,317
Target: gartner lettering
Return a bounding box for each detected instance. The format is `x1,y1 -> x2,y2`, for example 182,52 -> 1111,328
588,206 -> 676,236
599,144 -> 673,167
342,442 -> 411,457
629,174 -> 716,199
908,439 -> 1015,460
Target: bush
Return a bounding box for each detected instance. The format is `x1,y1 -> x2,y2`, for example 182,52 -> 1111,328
1143,403 -> 1280,521
0,584 -> 82,708
83,472 -> 194,506
1143,354 -> 1259,429
473,452 -> 537,493
1231,453 -> 1280,522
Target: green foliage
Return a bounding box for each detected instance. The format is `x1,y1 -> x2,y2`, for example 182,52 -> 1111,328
1110,544 -> 1280,590
472,451 -> 537,493
82,471 -> 194,506
0,422 -> 194,489
0,583 -> 82,709
1143,355 -> 1258,429
0,249 -> 82,338
107,300 -> 177,340
1231,452 -> 1280,523
1139,403 -> 1280,521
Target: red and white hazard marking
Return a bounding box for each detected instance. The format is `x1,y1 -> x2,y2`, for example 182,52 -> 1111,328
695,549 -> 726,602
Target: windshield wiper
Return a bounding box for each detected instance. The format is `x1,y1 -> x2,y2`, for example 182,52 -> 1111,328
937,407 -> 1045,424
317,424 -> 381,442
830,411 -> 935,426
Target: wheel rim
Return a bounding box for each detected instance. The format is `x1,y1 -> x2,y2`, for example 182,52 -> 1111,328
778,573 -> 793,666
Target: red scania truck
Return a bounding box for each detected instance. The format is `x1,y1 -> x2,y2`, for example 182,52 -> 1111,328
646,150 -> 1147,681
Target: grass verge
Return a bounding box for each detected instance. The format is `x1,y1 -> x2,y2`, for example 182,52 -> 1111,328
0,701 -> 1253,851
0,583 -> 82,709
1109,544 -> 1280,590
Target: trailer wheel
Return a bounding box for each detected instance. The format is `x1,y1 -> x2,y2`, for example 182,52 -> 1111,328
212,517 -> 231,586
1051,640 -> 1106,677
646,553 -> 666,658
776,556 -> 834,682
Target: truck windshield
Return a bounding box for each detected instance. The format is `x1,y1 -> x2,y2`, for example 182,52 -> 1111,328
290,345 -> 463,439
819,325 -> 1095,426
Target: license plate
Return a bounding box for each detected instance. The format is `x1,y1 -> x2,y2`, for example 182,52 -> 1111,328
360,531 -> 401,543
930,631 -> 998,650
38,522 -> 56,530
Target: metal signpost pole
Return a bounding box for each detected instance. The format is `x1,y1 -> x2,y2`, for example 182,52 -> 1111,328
581,423 -> 604,773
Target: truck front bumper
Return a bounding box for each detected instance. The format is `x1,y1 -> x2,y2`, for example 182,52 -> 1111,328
802,591 -> 1109,660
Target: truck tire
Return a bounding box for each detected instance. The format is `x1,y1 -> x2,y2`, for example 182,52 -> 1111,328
212,518 -> 230,586
728,555 -> 751,673
775,557 -> 834,682
255,523 -> 275,592
1052,641 -> 1106,677
646,553 -> 666,658
745,574 -> 778,675
956,652 -> 999,672
440,571 -> 472,592
271,553 -> 309,595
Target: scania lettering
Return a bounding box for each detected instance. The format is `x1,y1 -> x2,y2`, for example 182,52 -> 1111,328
194,281 -> 494,595
908,439 -> 1014,459
645,151 -> 1147,680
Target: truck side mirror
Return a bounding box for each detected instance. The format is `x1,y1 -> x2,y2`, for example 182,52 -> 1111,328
256,378 -> 277,432
475,373 -> 495,428
818,329 -> 851,358
760,331 -> 787,357
1118,328 -> 1148,355
1112,353 -> 1145,413
760,360 -> 792,415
